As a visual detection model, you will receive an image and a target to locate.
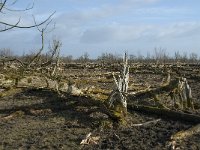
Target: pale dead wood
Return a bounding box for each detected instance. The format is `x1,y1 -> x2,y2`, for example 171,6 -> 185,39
80,132 -> 100,145
131,118 -> 161,127
108,52 -> 129,115
0,110 -> 25,121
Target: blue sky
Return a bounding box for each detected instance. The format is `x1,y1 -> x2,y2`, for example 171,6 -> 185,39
1,0 -> 200,58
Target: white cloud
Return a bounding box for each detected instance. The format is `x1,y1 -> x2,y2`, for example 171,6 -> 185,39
79,22 -> 200,44
1,0 -> 200,57
156,22 -> 200,39
1,20 -> 200,56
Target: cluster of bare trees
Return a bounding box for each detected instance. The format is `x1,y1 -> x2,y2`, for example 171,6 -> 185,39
62,50 -> 200,64
0,0 -> 64,89
129,48 -> 199,64
0,0 -> 57,64
97,53 -> 122,64
1,49 -> 200,65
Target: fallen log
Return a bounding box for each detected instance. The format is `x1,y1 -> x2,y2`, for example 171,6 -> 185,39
128,104 -> 200,124
128,79 -> 179,99
171,123 -> 200,141
0,110 -> 25,121
1,86 -> 199,124
0,87 -> 23,97
167,123 -> 200,149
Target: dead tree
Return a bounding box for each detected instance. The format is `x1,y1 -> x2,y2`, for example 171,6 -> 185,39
43,39 -> 62,92
107,52 -> 129,121
0,15 -> 60,89
170,77 -> 194,109
50,40 -> 62,77
128,68 -> 195,110
0,0 -> 56,87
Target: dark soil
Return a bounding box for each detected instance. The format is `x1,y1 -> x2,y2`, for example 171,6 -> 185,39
0,63 -> 200,150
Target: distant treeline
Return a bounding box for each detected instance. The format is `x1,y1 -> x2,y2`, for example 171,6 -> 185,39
0,48 -> 200,64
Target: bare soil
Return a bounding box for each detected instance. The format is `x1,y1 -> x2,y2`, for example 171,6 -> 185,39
0,63 -> 200,150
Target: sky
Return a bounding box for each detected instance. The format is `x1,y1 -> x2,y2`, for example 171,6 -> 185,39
1,0 -> 200,58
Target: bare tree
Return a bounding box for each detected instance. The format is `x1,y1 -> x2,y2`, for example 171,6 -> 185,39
154,47 -> 169,64
0,0 -> 55,32
174,51 -> 181,63
189,52 -> 198,63
78,52 -> 90,63
107,52 -> 129,121
97,53 -> 121,64
50,39 -> 62,76
0,48 -> 13,58
61,55 -> 73,63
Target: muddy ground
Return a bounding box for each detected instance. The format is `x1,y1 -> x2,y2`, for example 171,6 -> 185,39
0,63 -> 200,149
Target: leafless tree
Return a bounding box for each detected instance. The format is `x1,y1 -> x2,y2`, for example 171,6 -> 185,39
61,55 -> 73,63
0,48 -> 13,58
97,53 -> 122,64
154,47 -> 169,64
189,52 -> 198,63
0,0 -> 55,32
77,52 -> 90,63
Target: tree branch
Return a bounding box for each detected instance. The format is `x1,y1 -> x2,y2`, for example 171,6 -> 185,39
0,18 -> 20,32
0,11 -> 55,30
0,0 -> 7,12
3,1 -> 34,12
